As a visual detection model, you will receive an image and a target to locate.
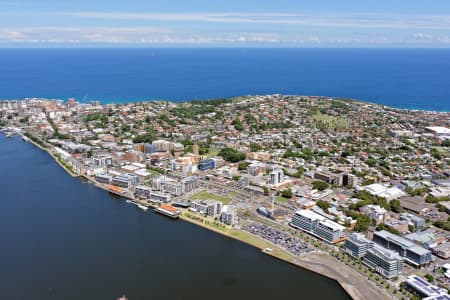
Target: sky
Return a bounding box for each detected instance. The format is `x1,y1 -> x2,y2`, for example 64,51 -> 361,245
1,0 -> 450,47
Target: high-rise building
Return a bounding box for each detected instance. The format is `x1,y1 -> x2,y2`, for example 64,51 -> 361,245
270,167 -> 284,185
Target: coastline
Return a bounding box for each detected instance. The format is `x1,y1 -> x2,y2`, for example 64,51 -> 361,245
4,95 -> 450,113
10,132 -> 392,300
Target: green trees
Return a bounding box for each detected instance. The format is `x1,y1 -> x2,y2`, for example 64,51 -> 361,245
132,128 -> 156,143
238,162 -> 249,171
347,210 -> 371,232
316,200 -> 330,211
281,188 -> 293,199
425,274 -> 434,282
250,142 -> 262,152
219,148 -> 246,162
232,119 -> 244,131
312,180 -> 329,191
389,199 -> 403,213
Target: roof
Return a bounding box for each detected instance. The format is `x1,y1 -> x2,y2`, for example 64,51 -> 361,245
369,244 -> 403,261
374,230 -> 431,256
406,275 -> 448,297
295,209 -> 345,231
426,126 -> 450,135
348,232 -> 373,245
295,209 -> 324,222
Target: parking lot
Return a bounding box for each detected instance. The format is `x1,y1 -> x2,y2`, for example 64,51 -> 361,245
243,222 -> 314,255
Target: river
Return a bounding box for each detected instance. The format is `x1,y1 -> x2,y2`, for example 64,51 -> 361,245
0,134 -> 350,300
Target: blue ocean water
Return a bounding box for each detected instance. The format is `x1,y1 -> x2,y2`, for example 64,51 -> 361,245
0,48 -> 450,111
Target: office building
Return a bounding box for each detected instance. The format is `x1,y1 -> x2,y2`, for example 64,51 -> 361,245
363,244 -> 404,279
290,209 -> 346,244
373,230 -> 432,267
344,233 -> 374,258
198,158 -> 215,171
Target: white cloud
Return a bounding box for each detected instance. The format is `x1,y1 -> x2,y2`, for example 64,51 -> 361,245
55,12 -> 450,30
413,32 -> 433,40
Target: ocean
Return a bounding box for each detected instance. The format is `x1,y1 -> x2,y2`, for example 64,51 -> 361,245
0,134 -> 351,300
1,48 -> 450,111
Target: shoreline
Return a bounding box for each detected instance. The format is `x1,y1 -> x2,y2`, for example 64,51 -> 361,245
9,132 -> 392,300
3,95 -> 450,113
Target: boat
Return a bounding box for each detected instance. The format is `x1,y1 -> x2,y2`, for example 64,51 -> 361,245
138,204 -> 149,211
154,204 -> 181,219
117,295 -> 128,300
126,199 -> 134,204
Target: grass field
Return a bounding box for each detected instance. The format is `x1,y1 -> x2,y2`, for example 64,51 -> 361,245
189,190 -> 230,204
276,196 -> 289,203
207,148 -> 220,157
312,112 -> 349,129
229,229 -> 294,262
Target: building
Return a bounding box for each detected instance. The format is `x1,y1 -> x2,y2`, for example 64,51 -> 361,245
191,200 -> 223,217
372,230 -> 432,267
135,185 -> 152,199
363,244 -> 404,279
405,275 -> 449,298
152,140 -> 174,152
344,233 -> 374,258
198,158 -> 215,171
220,205 -> 237,225
342,173 -> 358,188
247,163 -> 266,176
400,213 -> 426,230
112,174 -> 138,189
432,242 -> 450,259
237,176 -> 249,188
152,176 -> 183,196
314,170 -> 340,185
360,204 -> 388,225
270,167 -> 284,185
149,191 -> 171,203
363,183 -> 405,201
290,209 -> 346,244
425,126 -> 450,138
96,173 -> 112,184
405,229 -> 445,249
181,176 -> 198,193
92,155 -> 113,168
385,219 -> 409,234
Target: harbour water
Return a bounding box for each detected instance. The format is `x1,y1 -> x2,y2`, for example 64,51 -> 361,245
0,134 -> 351,300
1,48 -> 450,111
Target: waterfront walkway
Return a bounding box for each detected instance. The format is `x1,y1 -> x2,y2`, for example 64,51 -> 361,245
293,252 -> 392,300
